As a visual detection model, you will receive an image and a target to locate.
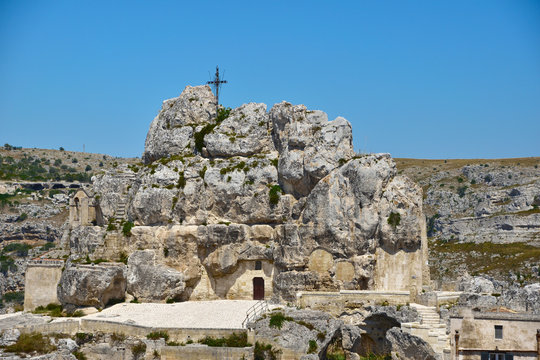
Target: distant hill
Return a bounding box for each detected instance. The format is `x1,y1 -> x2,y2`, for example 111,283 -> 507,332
396,157 -> 540,287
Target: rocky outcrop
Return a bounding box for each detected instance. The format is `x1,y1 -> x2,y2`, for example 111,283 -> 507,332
270,102 -> 354,198
65,85 -> 428,302
126,250 -> 185,302
456,275 -> 540,313
57,264 -> 127,308
142,85 -> 216,164
386,327 -> 438,360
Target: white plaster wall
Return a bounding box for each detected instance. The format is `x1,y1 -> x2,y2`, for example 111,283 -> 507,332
373,248 -> 423,291
24,265 -> 63,310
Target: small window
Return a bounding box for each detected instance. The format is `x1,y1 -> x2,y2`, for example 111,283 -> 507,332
255,261 -> 262,270
494,325 -> 503,339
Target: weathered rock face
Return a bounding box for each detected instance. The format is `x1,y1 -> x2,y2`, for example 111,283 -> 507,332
67,84 -> 429,302
270,102 -> 354,198
142,85 -> 216,164
386,327 -> 438,360
456,275 -> 540,314
57,264 -> 126,308
126,250 -> 185,302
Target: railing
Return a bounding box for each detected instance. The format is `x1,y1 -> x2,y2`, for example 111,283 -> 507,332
242,300 -> 269,328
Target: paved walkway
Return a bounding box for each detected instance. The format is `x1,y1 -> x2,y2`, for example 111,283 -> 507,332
83,300 -> 263,329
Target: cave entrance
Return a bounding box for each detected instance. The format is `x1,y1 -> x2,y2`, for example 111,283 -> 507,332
253,277 -> 264,300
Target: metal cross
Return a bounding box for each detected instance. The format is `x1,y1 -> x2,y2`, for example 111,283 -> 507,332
207,66 -> 227,114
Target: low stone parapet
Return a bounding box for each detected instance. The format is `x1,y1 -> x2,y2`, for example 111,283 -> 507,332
296,290 -> 411,311
160,344 -> 253,360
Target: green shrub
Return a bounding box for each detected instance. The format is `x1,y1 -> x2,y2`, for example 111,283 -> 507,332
122,221 -> 134,237
268,185 -> 282,206
85,165 -> 92,172
269,312 -> 292,329
146,331 -> 169,341
16,213 -> 28,222
199,166 -> 207,178
307,340 -> 317,354
34,303 -> 63,317
75,332 -> 94,345
194,107 -> 231,152
3,242 -> 31,257
177,172 -> 186,189
4,332 -> 57,354
198,332 -> 248,347
0,254 -> 16,274
111,333 -> 127,342
387,212 -> 401,228
132,342 -> 147,358
457,186 -> 468,198
41,242 -> 55,251
2,291 -> 24,304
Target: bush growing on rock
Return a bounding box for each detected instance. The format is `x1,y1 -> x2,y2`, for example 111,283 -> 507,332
268,185 -> 282,206
146,331 -> 169,341
387,212 -> 401,228
122,221 -> 134,237
4,332 -> 57,355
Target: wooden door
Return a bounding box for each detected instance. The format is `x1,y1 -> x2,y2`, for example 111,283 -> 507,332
253,277 -> 264,300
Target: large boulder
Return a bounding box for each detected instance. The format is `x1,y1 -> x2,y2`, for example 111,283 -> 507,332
57,264 -> 126,308
126,250 -> 185,302
385,327 -> 438,360
270,102 -> 354,197
205,103 -> 275,157
142,85 -> 216,164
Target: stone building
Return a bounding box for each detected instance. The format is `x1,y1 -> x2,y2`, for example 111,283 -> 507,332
69,189 -> 102,226
450,309 -> 540,360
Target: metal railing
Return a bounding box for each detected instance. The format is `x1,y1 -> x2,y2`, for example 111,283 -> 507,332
242,300 -> 269,328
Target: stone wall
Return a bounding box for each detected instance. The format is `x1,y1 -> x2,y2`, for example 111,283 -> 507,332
23,260 -> 64,311
19,317 -> 246,344
160,345 -> 253,360
296,290 -> 411,313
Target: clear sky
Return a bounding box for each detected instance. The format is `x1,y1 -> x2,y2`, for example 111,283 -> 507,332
1,1 -> 539,159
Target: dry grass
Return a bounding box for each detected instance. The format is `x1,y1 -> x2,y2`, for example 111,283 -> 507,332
430,240 -> 540,280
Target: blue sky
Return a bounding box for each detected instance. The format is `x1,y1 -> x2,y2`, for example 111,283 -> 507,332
1,1 -> 539,159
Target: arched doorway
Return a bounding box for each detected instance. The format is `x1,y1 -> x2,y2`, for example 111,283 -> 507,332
253,277 -> 264,300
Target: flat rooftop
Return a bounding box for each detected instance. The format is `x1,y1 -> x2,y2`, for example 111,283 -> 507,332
82,300 -> 265,329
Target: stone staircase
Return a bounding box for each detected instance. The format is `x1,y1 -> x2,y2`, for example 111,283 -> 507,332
114,198 -> 128,222
113,172 -> 136,222
401,304 -> 451,359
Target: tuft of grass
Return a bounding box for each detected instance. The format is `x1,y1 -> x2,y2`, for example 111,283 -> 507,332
4,332 -> 57,355
132,342 -> 146,358
146,331 -> 169,341
307,340 -> 318,354
269,185 -> 282,206
269,312 -> 293,329
122,221 -> 134,237
198,332 -> 249,347
387,212 -> 401,227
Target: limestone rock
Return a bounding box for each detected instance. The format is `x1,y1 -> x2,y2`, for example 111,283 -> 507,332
127,250 -> 185,301
205,103 -> 275,157
386,327 -> 438,360
57,264 -> 126,308
0,329 -> 20,347
142,85 -> 216,163
270,102 -> 354,197
252,308 -> 341,356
